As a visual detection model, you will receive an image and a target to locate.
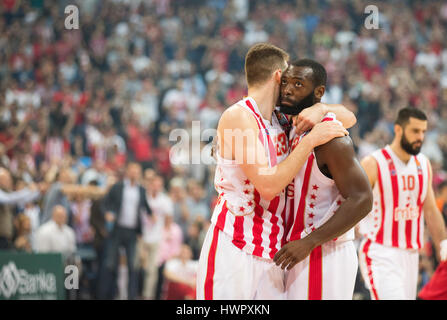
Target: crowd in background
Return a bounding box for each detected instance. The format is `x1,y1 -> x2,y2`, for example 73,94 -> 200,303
1,0 -> 447,299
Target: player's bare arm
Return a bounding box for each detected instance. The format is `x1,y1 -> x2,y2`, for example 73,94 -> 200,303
292,103 -> 357,135
323,104 -> 357,128
217,105 -> 348,201
274,136 -> 373,270
360,155 -> 378,187
422,159 -> 447,261
352,155 -> 378,237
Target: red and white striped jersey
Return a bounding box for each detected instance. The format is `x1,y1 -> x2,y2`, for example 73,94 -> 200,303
211,97 -> 289,260
358,145 -> 430,250
45,137 -> 65,163
285,113 -> 354,243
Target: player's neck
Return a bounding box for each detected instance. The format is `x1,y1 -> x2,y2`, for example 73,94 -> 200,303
389,140 -> 412,164
247,87 -> 276,123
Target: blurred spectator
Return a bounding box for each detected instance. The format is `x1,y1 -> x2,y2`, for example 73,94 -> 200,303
185,221 -> 203,260
436,181 -> 447,224
41,167 -> 75,225
81,160 -> 108,187
100,162 -> 152,300
71,194 -> 94,246
21,201 -> 41,250
185,179 -> 210,228
131,79 -> 160,129
140,174 -> 174,300
89,177 -> 116,299
35,205 -> 76,258
162,79 -> 198,124
155,209 -> 183,300
162,244 -> 198,300
169,177 -> 190,237
126,120 -> 153,167
12,213 -> 32,253
41,167 -> 103,226
152,136 -> 172,178
0,168 -> 40,249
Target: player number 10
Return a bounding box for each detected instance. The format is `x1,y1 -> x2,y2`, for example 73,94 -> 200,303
401,175 -> 415,191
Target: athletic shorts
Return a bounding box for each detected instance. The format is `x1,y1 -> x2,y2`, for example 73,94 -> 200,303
196,224 -> 285,300
285,240 -> 358,300
358,238 -> 419,300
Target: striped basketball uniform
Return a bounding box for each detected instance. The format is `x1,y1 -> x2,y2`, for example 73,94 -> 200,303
357,145 -> 430,300
284,113 -> 358,300
196,97 -> 289,300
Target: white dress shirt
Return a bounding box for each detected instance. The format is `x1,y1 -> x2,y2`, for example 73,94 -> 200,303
142,192 -> 174,244
35,220 -> 76,256
118,179 -> 140,229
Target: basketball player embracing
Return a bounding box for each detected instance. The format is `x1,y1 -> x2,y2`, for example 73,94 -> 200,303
274,59 -> 373,300
196,44 -> 355,300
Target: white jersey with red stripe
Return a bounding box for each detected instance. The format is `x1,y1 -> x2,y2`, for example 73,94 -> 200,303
285,112 -> 354,243
357,145 -> 430,250
211,97 -> 289,261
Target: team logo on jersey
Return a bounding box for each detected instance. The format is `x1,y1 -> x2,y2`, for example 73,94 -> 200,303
394,206 -> 419,221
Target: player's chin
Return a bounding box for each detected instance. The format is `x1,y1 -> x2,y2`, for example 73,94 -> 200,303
279,102 -> 297,114
411,145 -> 422,154
280,100 -> 294,107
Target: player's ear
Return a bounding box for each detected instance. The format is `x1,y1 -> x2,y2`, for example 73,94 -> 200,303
314,85 -> 325,99
394,123 -> 402,136
274,69 -> 282,85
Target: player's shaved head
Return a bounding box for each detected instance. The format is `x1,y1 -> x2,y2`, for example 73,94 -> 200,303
279,59 -> 327,115
289,59 -> 327,87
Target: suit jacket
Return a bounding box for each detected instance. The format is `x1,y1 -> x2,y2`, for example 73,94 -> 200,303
102,181 -> 152,235
90,198 -> 107,248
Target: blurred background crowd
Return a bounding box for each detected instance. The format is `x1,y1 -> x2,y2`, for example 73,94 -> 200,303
1,0 -> 447,300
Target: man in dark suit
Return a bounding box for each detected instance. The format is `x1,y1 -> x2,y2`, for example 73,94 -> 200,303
99,162 -> 152,300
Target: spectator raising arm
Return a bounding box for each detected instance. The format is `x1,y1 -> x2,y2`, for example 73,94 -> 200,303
0,187 -> 40,205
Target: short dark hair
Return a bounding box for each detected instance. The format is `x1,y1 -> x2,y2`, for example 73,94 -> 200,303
395,107 -> 427,127
290,59 -> 327,87
245,43 -> 289,87
439,180 -> 447,191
